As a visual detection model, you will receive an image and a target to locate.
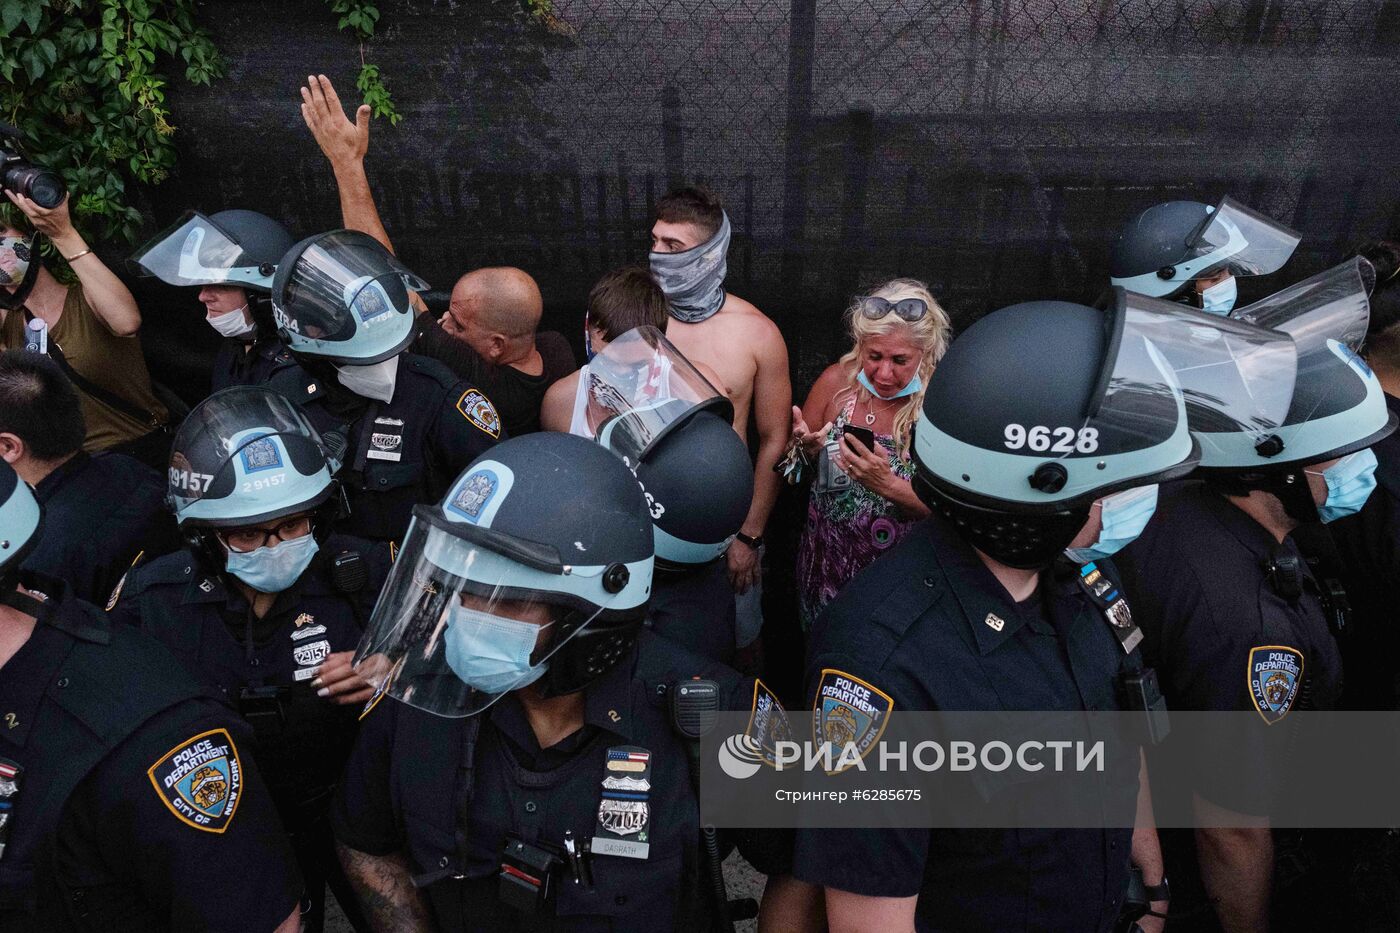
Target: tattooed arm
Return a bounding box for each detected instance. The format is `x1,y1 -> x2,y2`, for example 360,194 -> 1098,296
337,843 -> 436,933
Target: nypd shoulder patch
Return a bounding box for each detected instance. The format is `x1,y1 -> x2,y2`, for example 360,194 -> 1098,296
1248,645 -> 1304,725
813,668 -> 893,771
456,388 -> 501,438
746,679 -> 792,767
146,728 -> 243,833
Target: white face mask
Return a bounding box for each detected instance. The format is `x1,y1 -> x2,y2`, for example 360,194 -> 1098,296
205,304 -> 256,339
335,355 -> 401,403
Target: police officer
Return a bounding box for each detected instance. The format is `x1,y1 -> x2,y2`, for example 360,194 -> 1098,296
585,327 -> 754,663
1109,196 -> 1301,314
1116,259 -> 1396,933
0,460 -> 303,932
107,386 -> 388,933
0,350 -> 177,604
332,432 -> 785,932
268,229 -> 502,542
791,293 -> 1223,931
130,208 -> 310,391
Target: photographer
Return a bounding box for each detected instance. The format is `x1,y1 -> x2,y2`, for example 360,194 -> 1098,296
0,191 -> 170,469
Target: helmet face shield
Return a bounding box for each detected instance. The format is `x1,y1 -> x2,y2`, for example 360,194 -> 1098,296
915,298 -> 1198,511
584,326 -> 733,461
353,505 -> 645,718
1183,197 -> 1301,281
271,230 -> 427,364
168,387 -> 335,528
132,212 -> 273,290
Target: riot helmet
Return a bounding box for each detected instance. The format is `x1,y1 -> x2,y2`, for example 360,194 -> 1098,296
0,460 -> 40,580
131,209 -> 294,293
587,327 -> 752,568
270,230 -> 426,365
912,297 -> 1202,568
352,433 -> 655,717
167,386 -> 340,570
1109,196 -> 1300,304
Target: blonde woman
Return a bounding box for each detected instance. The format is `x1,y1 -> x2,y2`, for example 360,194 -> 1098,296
791,278 -> 952,629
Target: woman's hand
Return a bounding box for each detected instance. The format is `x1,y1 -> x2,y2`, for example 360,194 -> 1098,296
791,405 -> 831,459
836,432 -> 894,495
313,651 -> 376,706
5,190 -> 76,240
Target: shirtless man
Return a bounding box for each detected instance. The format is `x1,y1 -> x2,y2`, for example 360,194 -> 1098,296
649,187 -> 792,622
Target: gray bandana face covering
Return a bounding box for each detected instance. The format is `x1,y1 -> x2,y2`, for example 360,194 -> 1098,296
649,211 -> 731,323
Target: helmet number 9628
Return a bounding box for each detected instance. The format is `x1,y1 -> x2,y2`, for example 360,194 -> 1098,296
1003,424 -> 1099,454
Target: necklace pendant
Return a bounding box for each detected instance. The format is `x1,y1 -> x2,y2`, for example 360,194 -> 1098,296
865,412 -> 876,426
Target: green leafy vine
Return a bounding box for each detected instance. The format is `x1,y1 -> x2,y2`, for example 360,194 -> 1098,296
326,0 -> 400,126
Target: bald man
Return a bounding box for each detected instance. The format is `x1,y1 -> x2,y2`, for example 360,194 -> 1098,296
300,75 -> 573,434
413,267 -> 574,435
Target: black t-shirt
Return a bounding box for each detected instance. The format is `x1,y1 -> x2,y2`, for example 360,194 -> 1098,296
414,323 -> 575,436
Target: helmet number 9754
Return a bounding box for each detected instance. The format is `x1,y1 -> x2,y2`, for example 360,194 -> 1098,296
1003,424 -> 1099,454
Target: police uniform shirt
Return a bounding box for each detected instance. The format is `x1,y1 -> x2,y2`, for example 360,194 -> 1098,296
792,515 -> 1140,932
271,352 -> 503,543
22,451 -> 178,606
1116,481 -> 1343,815
108,535 -> 390,826
332,629 -> 773,933
210,336 -> 308,393
0,594 -> 300,932
648,560 -> 738,665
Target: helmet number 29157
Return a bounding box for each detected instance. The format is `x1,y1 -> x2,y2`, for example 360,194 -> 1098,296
1003,424 -> 1099,454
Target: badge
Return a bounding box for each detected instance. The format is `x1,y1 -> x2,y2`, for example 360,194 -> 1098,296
105,573 -> 128,611
984,613 -> 1005,632
293,639 -> 332,668
449,470 -> 498,521
456,389 -> 501,438
294,612 -> 314,627
1077,562 -> 1143,653
594,745 -> 651,859
239,435 -> 283,473
198,578 -> 215,594
745,679 -> 791,766
367,416 -> 404,462
290,624 -> 327,642
1249,646 -> 1304,724
146,729 -> 242,832
0,758 -> 21,859
813,668 -> 893,771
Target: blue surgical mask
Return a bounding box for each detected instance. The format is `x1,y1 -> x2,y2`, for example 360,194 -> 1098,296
1065,485 -> 1159,564
1307,449 -> 1378,523
857,370 -> 922,402
443,605 -> 550,694
224,533 -> 319,593
1199,275 -> 1237,315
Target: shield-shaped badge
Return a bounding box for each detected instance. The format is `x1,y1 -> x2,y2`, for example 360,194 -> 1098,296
146,728 -> 243,832
1248,645 -> 1304,725
812,668 -> 893,772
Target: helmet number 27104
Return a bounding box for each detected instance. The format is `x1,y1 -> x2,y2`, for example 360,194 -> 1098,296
1003,424 -> 1099,454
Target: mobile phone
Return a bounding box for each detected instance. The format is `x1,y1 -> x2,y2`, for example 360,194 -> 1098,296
843,426 -> 876,451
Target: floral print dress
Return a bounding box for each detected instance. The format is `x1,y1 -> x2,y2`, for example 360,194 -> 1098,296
795,395 -> 919,630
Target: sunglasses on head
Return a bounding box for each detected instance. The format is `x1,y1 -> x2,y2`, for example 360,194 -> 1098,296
858,296 -> 928,322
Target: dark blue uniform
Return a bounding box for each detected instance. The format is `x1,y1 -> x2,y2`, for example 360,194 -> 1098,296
1117,481 -> 1345,932
648,560 -> 737,664
211,336 -> 311,394
0,586 -> 300,932
332,629 -> 774,933
108,535 -> 390,933
792,515 -> 1142,932
21,451 -> 178,606
268,353 -> 503,542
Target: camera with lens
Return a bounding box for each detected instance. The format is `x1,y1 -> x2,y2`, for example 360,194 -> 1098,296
0,124 -> 66,209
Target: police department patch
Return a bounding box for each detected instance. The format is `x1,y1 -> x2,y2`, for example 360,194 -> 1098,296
746,679 -> 792,767
1248,646 -> 1304,725
813,668 -> 893,772
456,389 -> 501,438
147,728 -> 243,833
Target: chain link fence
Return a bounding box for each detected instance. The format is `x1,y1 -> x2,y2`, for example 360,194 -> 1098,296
154,0 -> 1400,387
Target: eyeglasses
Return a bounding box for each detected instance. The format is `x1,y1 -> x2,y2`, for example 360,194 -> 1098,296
219,516 -> 313,553
858,296 -> 928,323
